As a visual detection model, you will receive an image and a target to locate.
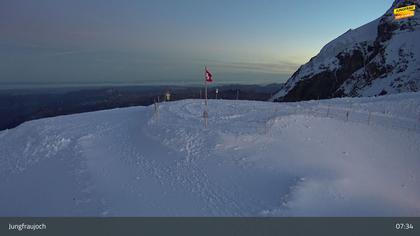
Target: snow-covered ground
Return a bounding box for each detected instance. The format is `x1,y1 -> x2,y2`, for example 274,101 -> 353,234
1,93 -> 420,216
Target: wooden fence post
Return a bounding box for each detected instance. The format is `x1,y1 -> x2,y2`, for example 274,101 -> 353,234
417,111 -> 420,131
153,97 -> 160,120
418,111 -> 420,123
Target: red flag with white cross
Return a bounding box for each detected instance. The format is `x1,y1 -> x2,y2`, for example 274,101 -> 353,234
205,67 -> 213,83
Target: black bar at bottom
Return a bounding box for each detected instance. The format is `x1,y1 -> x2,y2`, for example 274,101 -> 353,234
1,217 -> 419,236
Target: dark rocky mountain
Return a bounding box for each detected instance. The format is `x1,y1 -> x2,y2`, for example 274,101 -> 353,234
271,0 -> 420,102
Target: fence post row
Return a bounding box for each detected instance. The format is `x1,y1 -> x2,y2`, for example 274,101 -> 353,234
150,98 -> 419,133
418,111 -> 420,123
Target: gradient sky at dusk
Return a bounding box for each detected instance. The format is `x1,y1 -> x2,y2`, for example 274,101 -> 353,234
0,0 -> 394,86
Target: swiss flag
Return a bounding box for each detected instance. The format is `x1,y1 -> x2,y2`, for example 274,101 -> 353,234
205,67 -> 213,83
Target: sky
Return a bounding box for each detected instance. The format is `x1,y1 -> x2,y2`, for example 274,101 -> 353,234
0,0 -> 394,86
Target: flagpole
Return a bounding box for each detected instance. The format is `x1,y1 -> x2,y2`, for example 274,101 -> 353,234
203,66 -> 208,128
205,80 -> 208,107
204,67 -> 208,107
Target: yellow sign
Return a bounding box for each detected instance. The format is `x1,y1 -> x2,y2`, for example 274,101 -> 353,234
395,10 -> 415,20
394,5 -> 416,15
394,4 -> 416,20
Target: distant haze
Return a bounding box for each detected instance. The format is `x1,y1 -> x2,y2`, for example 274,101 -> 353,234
0,0 -> 393,86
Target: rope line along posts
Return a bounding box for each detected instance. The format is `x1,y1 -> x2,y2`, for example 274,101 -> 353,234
306,104 -> 420,132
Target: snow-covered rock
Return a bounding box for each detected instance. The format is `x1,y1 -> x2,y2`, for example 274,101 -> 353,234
271,0 -> 420,102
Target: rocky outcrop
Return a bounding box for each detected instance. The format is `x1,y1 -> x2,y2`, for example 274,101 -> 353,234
272,0 -> 420,102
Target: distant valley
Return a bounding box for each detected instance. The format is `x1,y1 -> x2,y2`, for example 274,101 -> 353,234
0,84 -> 281,131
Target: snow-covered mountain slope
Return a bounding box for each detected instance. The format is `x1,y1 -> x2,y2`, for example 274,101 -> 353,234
1,94 -> 420,216
271,0 -> 420,102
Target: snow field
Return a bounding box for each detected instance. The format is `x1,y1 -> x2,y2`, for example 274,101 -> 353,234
0,92 -> 420,216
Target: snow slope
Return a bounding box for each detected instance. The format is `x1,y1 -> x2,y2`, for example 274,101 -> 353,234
1,94 -> 420,216
273,18 -> 381,99
271,0 -> 420,102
